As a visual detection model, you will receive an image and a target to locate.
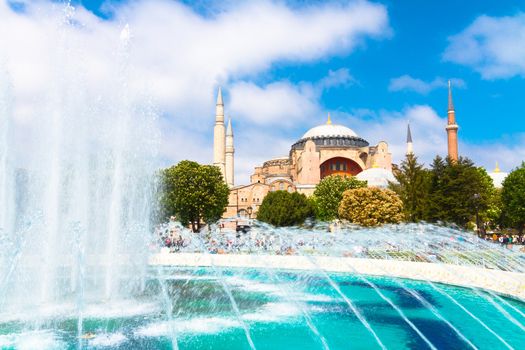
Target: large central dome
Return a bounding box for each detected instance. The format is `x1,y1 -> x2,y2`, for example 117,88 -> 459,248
301,123 -> 358,139
291,116 -> 369,151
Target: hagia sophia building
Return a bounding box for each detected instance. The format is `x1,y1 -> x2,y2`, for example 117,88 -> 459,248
211,83 -> 506,220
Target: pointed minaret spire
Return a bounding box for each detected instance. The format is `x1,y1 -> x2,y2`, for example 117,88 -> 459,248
326,113 -> 332,125
217,86 -> 223,105
448,80 -> 454,111
213,87 -> 226,179
225,116 -> 235,187
494,161 -> 501,173
446,80 -> 459,161
226,117 -> 233,136
406,121 -> 413,155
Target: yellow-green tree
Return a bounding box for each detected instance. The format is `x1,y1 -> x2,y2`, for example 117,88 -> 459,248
338,187 -> 404,227
312,175 -> 366,221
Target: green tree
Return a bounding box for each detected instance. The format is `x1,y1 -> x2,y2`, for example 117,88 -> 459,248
338,187 -> 404,227
159,160 -> 229,232
485,188 -> 503,230
389,153 -> 431,222
312,175 -> 366,221
256,191 -> 314,227
501,163 -> 525,233
428,156 -> 495,228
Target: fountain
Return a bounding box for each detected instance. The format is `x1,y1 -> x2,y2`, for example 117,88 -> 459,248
0,5 -> 159,347
1,5 -> 525,350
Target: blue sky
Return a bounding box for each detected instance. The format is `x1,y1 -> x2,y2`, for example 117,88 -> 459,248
3,0 -> 525,183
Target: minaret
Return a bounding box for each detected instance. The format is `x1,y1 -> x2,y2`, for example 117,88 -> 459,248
225,117 -> 234,187
406,121 -> 413,155
494,161 -> 500,173
446,80 -> 459,161
213,87 -> 226,178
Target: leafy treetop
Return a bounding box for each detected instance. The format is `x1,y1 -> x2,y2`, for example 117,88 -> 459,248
159,160 -> 229,232
501,162 -> 525,233
338,187 -> 404,227
312,174 -> 366,221
256,190 -> 314,227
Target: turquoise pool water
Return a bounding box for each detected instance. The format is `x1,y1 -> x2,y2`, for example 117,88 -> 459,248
1,268 -> 524,349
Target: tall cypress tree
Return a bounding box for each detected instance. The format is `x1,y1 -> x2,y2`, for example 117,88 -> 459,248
428,156 -> 495,227
390,153 -> 431,222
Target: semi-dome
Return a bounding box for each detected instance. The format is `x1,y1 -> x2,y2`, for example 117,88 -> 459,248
356,167 -> 396,188
301,124 -> 358,140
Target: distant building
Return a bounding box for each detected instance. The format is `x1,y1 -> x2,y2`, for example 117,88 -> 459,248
488,162 -> 508,189
211,88 -> 395,219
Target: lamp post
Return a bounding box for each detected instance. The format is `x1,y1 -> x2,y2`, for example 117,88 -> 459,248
247,206 -> 253,219
473,193 -> 481,237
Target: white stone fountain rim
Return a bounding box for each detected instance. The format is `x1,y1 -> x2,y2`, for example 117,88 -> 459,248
149,252 -> 525,300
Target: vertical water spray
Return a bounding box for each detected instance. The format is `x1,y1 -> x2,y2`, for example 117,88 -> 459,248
0,64 -> 15,309
0,5 -> 159,318
104,23 -> 132,301
0,65 -> 12,235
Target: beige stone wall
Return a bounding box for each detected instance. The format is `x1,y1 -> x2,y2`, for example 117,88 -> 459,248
296,140 -> 320,185
250,167 -> 265,184
224,183 -> 271,219
262,164 -> 291,181
227,137 -> 394,219
267,179 -> 295,192
369,141 -> 392,170
249,158 -> 292,185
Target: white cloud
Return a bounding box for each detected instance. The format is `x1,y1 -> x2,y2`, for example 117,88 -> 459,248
5,0 -> 519,185
229,81 -> 319,126
0,0 -> 390,183
389,75 -> 465,94
462,135 -> 525,174
228,68 -> 355,127
318,68 -> 356,89
343,105 -> 446,166
235,129 -> 294,183
443,13 -> 525,79
341,105 -> 525,175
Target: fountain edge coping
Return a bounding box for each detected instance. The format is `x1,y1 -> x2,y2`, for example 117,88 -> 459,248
149,252 -> 525,300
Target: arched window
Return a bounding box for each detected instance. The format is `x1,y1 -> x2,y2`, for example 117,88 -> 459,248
279,183 -> 284,191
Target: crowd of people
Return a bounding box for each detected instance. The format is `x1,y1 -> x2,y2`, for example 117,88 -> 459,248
486,233 -> 525,247
155,218 -> 525,256
155,219 -> 191,252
